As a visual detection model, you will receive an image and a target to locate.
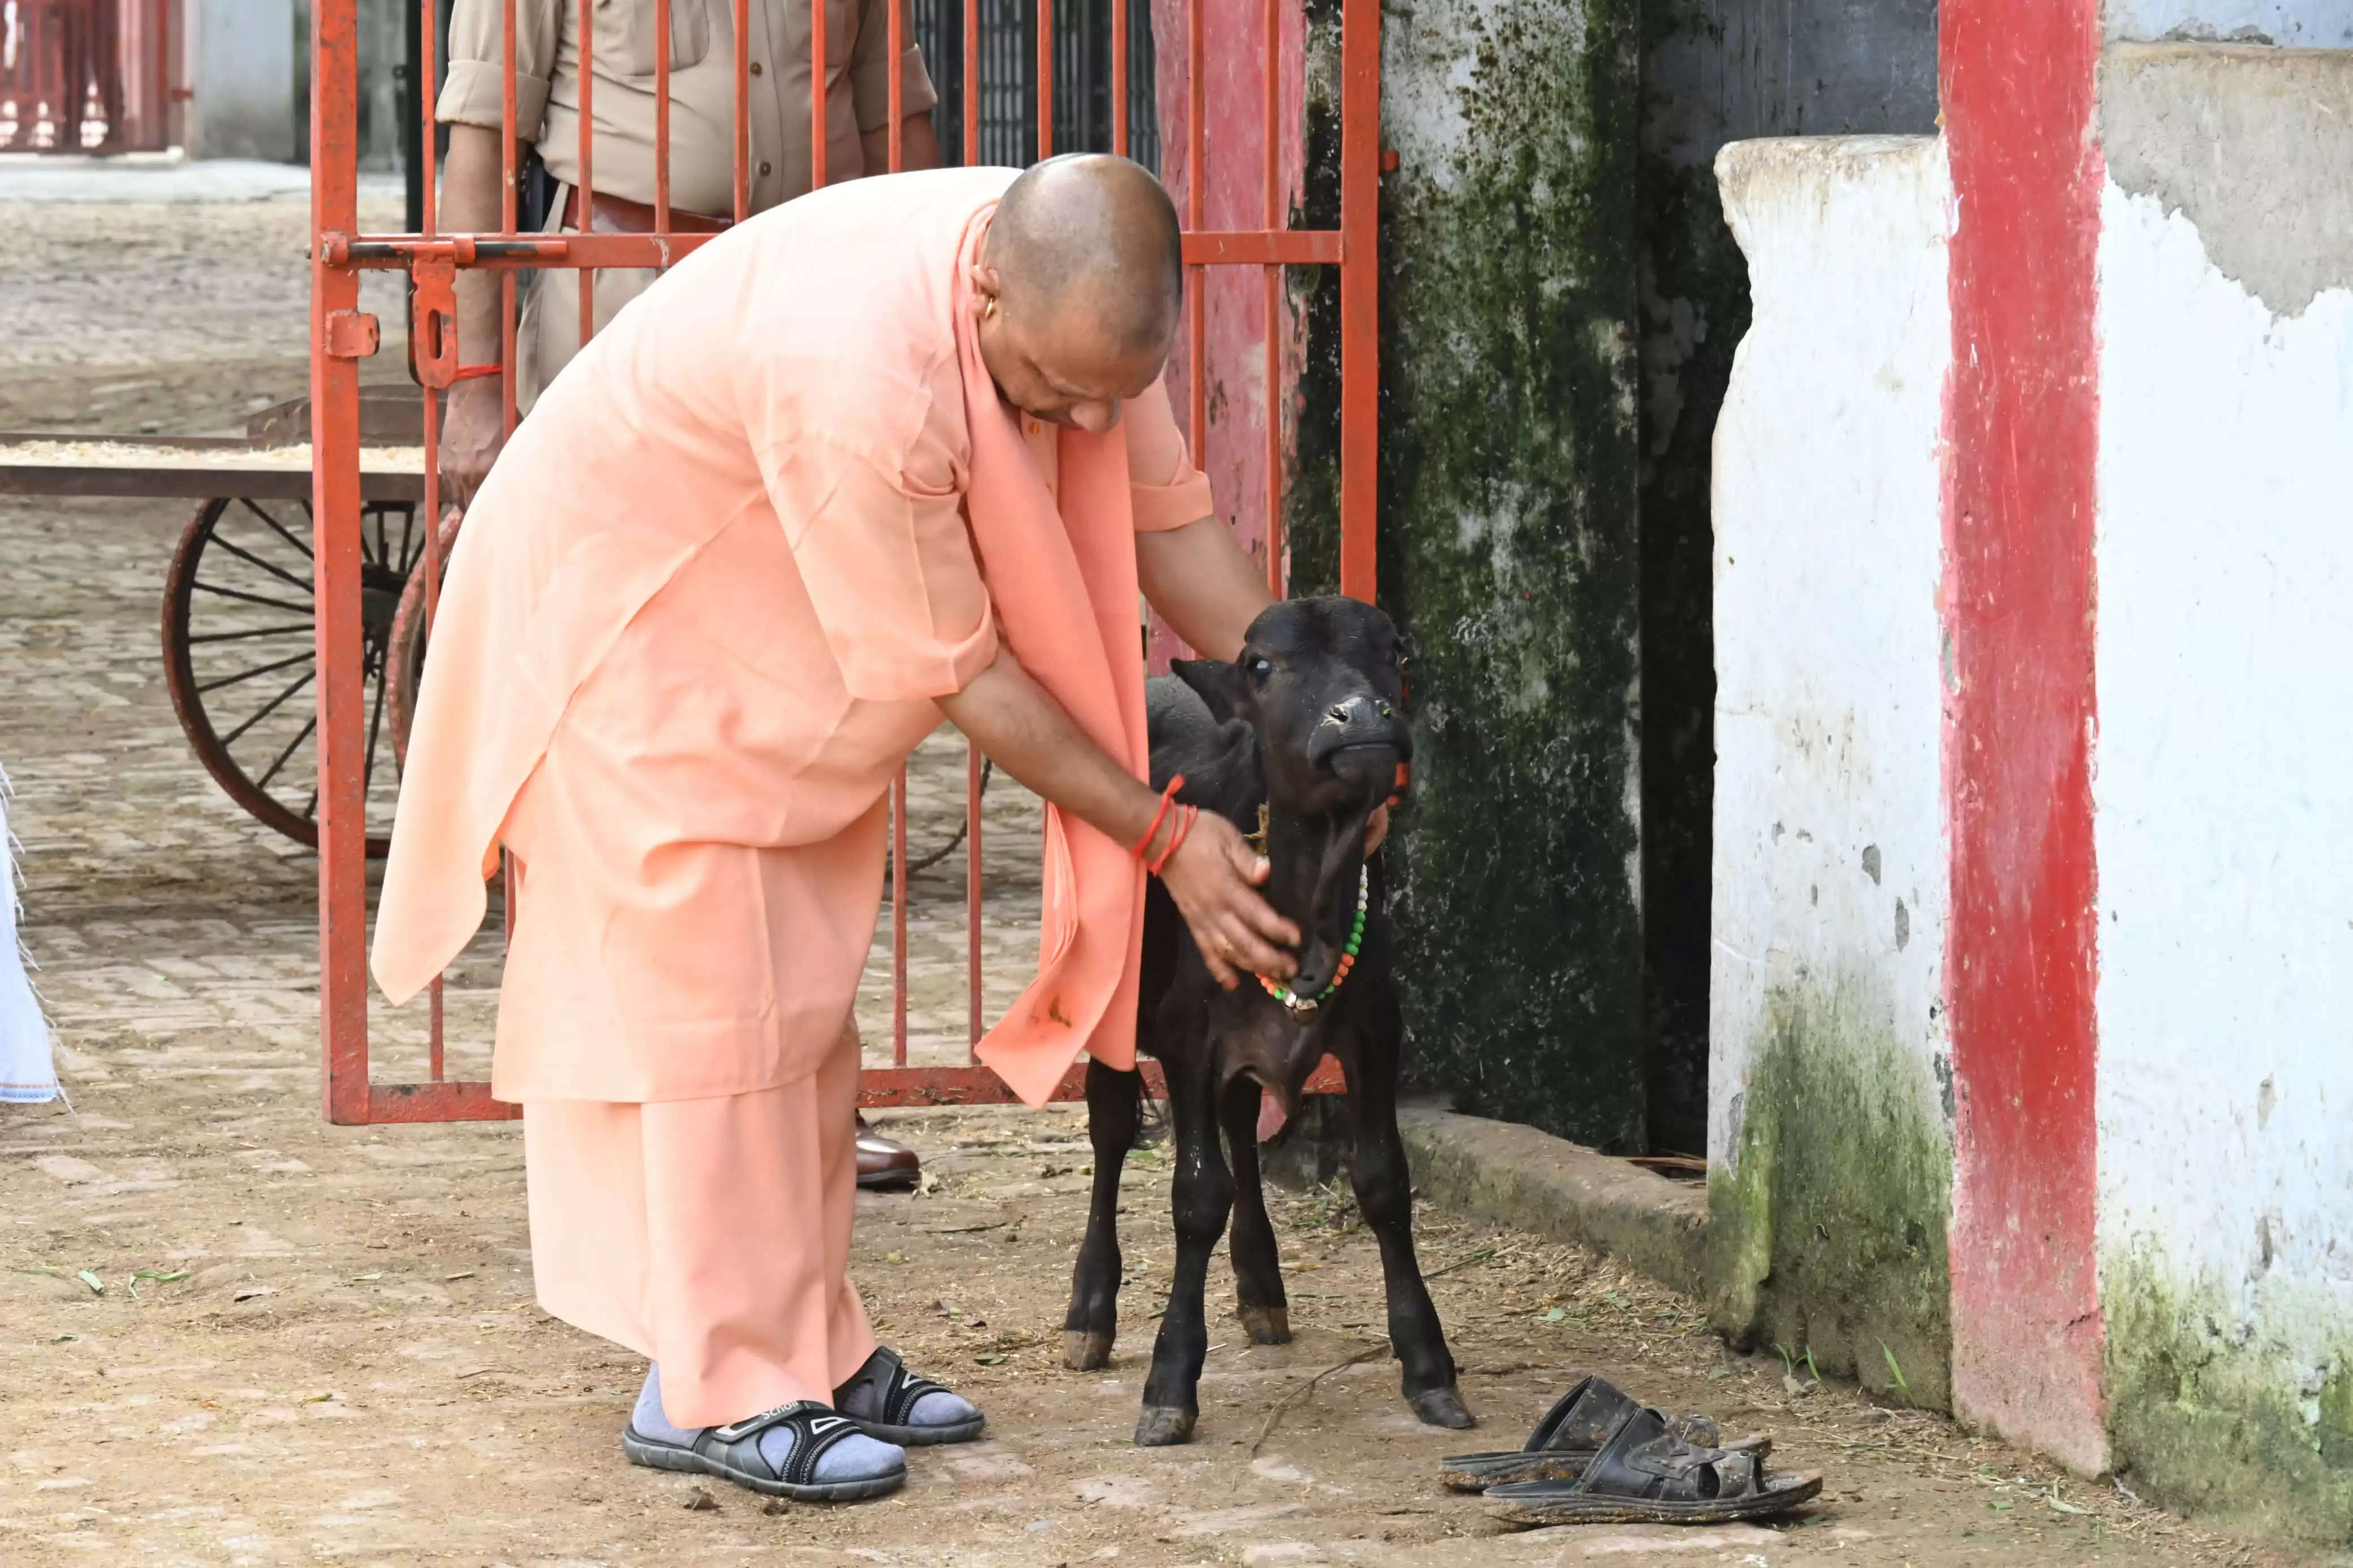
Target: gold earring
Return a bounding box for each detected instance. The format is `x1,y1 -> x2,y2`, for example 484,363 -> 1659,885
982,297 -> 998,319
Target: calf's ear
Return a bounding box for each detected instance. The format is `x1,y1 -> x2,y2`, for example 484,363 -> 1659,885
1169,658 -> 1246,725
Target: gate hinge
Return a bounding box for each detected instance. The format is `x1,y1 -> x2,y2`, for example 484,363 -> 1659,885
324,310 -> 381,360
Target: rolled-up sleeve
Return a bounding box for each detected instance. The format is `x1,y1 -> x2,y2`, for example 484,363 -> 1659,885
436,0 -> 558,136
848,0 -> 940,134
1122,373 -> 1215,533
748,388 -> 996,704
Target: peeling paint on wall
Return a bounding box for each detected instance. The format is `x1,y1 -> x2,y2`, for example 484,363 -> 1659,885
2100,44 -> 2353,316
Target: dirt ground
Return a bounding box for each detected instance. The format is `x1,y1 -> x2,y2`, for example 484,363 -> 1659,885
1,171 -> 2337,1568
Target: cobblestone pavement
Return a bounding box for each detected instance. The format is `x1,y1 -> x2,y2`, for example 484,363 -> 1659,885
0,182 -> 2320,1568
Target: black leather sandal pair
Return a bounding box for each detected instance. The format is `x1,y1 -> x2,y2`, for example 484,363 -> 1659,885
1441,1374 -> 1821,1526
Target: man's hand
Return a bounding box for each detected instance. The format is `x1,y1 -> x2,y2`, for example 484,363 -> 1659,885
439,377 -> 505,507
436,123 -> 520,506
1365,802 -> 1390,856
937,646 -> 1299,987
1158,813 -> 1299,991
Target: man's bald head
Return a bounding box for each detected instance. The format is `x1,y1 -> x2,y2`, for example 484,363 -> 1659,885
984,154 -> 1184,357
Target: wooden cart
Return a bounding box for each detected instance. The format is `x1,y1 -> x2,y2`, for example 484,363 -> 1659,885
0,388 -> 434,856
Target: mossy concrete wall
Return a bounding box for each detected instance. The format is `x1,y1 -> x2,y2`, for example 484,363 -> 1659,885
2104,1249 -> 2353,1543
1288,0 -> 1648,1151
1710,979 -> 1953,1406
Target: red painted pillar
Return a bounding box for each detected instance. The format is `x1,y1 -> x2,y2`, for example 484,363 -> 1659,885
1940,0 -> 2109,1474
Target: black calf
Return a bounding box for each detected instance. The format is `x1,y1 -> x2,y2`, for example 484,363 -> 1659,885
1059,596 -> 1474,1446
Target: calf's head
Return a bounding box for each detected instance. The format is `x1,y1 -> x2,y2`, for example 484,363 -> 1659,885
1170,596 -> 1412,1006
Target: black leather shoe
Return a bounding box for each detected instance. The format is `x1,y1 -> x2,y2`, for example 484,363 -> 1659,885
856,1113 -> 921,1191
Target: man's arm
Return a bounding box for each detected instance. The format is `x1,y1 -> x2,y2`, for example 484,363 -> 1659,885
1135,514 -> 1275,662
432,0 -> 555,504
848,0 -> 943,177
859,110 -> 942,175
937,645 -> 1299,989
438,122 -> 523,506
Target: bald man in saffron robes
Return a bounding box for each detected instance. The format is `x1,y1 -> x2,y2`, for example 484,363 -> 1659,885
372,156 -> 1328,1500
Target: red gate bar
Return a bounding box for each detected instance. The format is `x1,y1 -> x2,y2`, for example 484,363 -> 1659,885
312,0 -> 1381,1124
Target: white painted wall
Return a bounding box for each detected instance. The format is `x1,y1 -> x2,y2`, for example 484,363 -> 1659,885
2106,0 -> 2353,46
187,0 -> 298,161
1707,136 -> 1954,1168
2092,178 -> 2353,1356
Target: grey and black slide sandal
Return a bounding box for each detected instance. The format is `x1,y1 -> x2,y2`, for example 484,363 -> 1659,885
834,1346 -> 987,1446
623,1400 -> 907,1502
1484,1402 -> 1821,1527
1439,1375 -> 1769,1492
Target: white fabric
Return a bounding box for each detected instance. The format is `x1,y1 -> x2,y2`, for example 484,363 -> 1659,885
0,767 -> 57,1104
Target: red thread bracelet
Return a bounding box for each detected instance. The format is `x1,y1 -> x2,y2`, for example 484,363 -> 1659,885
1133,775 -> 1185,862
450,364 -> 503,381
1148,805 -> 1198,877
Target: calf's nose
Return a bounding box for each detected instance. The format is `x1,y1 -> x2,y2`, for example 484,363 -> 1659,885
1312,692 -> 1409,783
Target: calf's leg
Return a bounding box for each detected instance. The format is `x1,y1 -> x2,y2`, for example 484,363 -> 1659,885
1344,990 -> 1474,1429
1136,1053 -> 1231,1445
1218,1075 -> 1290,1344
1063,1059 -> 1141,1370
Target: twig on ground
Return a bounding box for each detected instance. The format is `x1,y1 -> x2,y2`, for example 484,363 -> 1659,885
1422,1245 -> 1499,1280
1250,1342 -> 1388,1457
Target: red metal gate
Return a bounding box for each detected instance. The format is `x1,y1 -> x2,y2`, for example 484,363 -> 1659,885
0,0 -> 175,153
308,0 -> 1378,1124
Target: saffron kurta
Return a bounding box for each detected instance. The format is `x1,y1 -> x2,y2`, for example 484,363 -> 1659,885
371,167 -> 1212,1424
373,165 -> 1211,1108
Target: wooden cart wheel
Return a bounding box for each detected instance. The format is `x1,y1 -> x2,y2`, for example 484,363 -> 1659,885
161,495 -> 423,857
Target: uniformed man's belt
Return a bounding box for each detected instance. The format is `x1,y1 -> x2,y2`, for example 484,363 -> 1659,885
561,189 -> 734,236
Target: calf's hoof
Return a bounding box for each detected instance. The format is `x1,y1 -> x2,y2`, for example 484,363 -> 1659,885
1408,1386 -> 1476,1430
1063,1330 -> 1116,1371
1237,1304 -> 1291,1345
1133,1405 -> 1197,1446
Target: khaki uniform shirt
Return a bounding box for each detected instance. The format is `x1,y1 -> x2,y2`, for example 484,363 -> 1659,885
436,0 -> 936,215
435,0 -> 937,404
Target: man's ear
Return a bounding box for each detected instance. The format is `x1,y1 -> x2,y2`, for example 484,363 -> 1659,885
1169,658 -> 1246,725
969,261 -> 1005,316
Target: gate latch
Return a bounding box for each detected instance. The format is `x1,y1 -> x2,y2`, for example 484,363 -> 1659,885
410,255 -> 462,389
324,310 -> 380,360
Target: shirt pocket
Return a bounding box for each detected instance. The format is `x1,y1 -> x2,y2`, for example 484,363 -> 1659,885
589,0 -> 713,77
